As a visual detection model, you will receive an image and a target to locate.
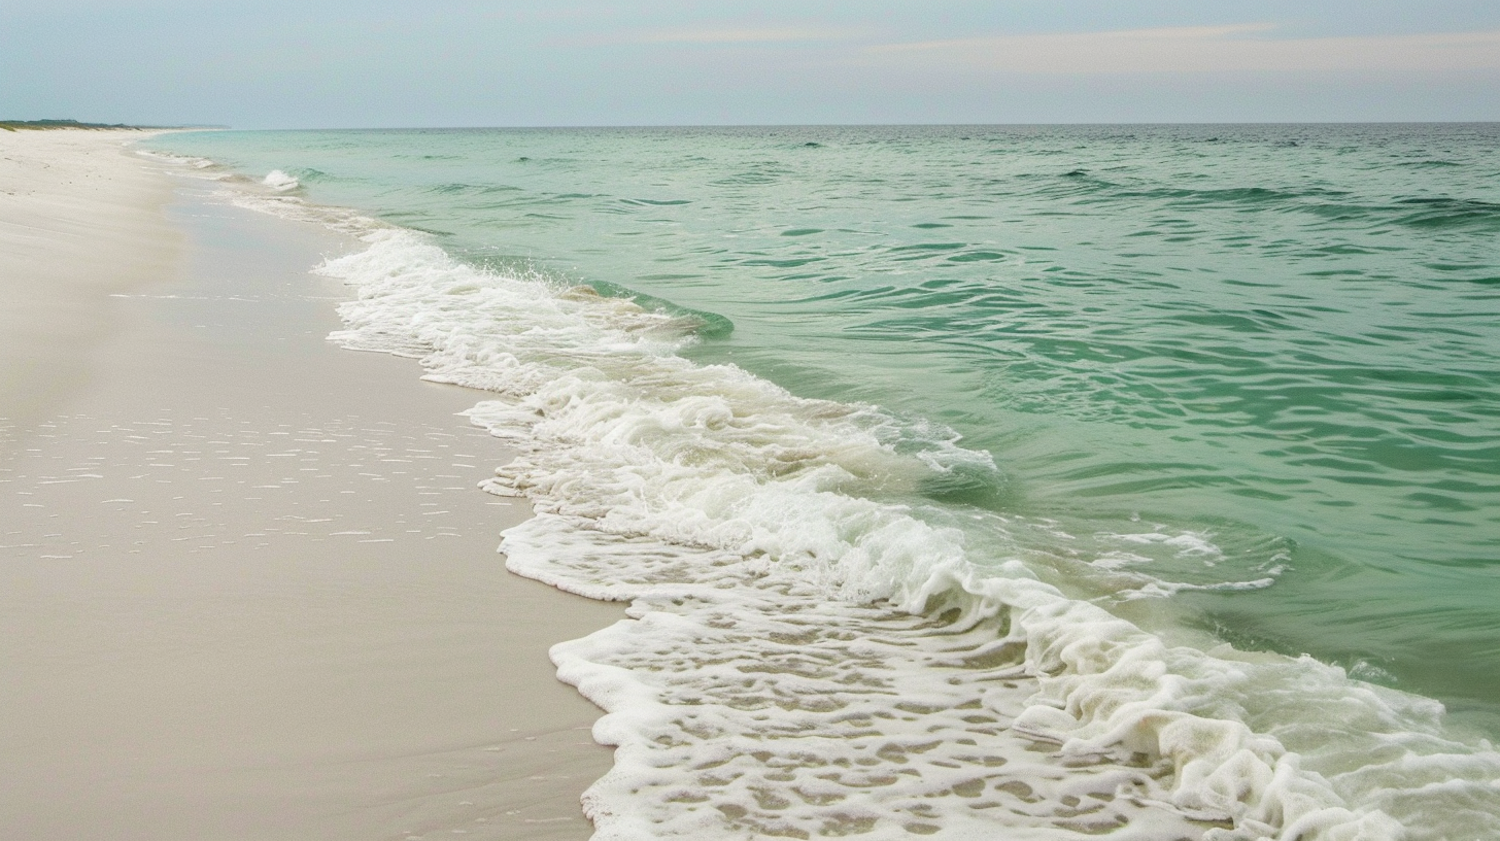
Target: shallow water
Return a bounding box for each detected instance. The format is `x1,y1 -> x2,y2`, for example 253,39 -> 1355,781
144,125 -> 1500,839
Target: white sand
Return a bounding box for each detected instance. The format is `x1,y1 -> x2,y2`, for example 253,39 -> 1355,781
0,129 -> 181,438
0,130 -> 619,840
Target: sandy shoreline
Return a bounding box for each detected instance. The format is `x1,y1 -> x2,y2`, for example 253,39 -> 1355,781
0,131 -> 618,840
0,130 -> 181,441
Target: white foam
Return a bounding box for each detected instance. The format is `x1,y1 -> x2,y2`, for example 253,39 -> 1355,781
218,169 -> 1500,840
134,148 -> 232,180
261,169 -> 300,191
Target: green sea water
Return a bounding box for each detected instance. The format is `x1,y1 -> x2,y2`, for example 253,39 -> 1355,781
147,124 -> 1500,732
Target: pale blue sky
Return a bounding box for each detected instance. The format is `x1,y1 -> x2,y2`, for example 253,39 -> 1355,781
3,1 -> 1498,127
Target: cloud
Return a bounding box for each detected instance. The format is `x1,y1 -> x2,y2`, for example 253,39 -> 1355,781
561,24 -> 863,48
637,26 -> 858,45
867,24 -> 1500,74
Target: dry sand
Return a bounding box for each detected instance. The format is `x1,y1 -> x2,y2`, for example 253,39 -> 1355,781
0,129 -> 181,438
0,130 -> 619,840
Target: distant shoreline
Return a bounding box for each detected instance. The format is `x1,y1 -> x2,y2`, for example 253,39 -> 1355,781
0,118 -> 225,131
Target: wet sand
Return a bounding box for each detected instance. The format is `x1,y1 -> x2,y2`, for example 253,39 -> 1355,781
0,132 -> 618,840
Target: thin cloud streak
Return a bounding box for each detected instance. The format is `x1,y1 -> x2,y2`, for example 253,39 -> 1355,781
561,25 -> 864,48
867,25 -> 1500,74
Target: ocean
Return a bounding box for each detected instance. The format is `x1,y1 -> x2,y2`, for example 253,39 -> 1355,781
142,124 -> 1500,839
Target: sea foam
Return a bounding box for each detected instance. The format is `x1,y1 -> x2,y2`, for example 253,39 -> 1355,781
261,169 -> 300,191
160,154 -> 1500,840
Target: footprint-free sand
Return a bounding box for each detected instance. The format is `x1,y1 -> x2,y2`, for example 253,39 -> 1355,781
0,129 -> 618,840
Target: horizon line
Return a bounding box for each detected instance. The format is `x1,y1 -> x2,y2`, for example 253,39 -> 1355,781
160,119 -> 1500,132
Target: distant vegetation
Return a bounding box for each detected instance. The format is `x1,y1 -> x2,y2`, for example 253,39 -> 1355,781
0,119 -> 226,132
0,119 -> 140,131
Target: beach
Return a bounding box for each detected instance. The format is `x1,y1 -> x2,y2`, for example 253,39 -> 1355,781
6,123 -> 1498,840
0,129 -> 619,840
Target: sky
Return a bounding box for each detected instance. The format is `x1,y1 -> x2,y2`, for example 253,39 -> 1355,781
3,1 -> 1499,127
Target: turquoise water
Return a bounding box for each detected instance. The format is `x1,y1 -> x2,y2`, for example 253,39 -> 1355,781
150,124 -> 1500,720
143,126 -> 1500,836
